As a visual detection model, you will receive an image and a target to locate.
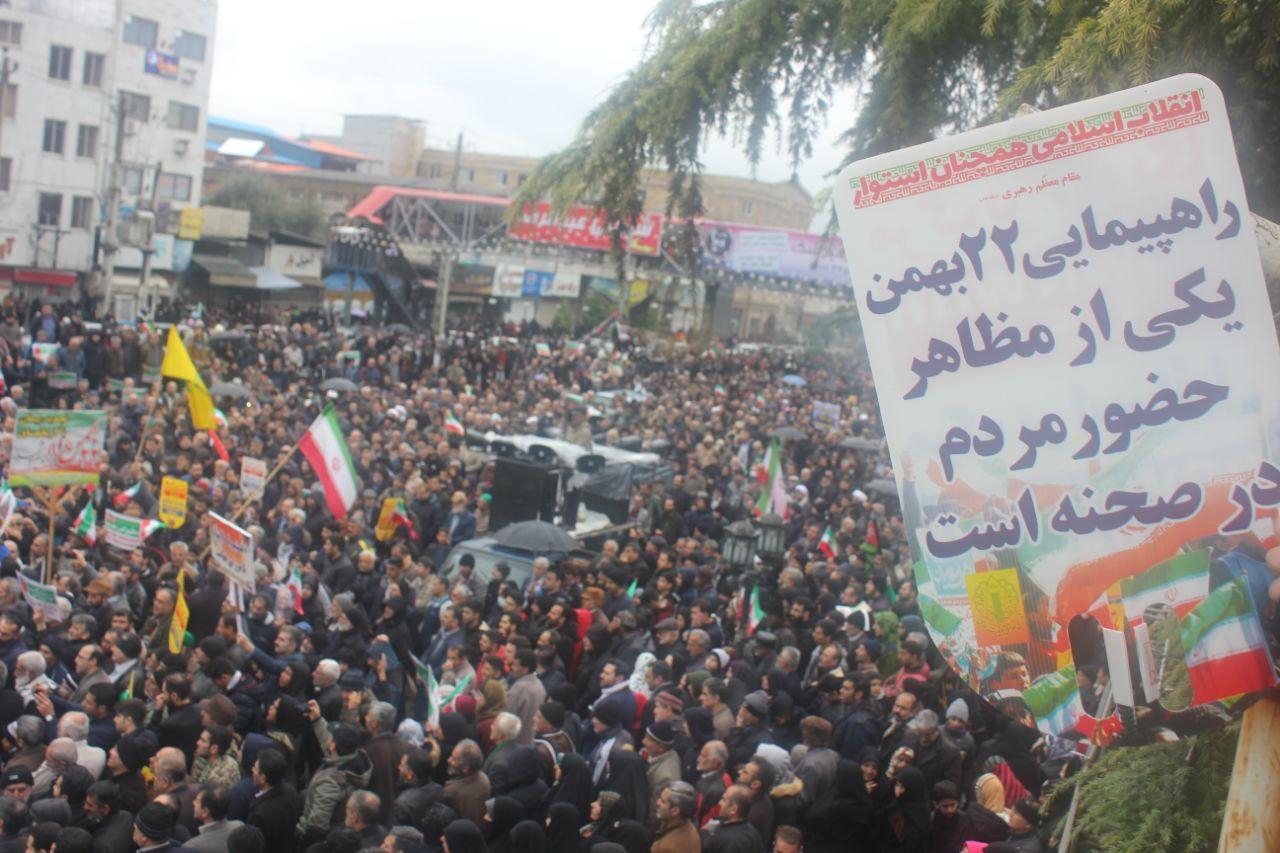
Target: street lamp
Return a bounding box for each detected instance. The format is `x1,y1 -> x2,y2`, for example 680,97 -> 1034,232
756,512 -> 786,562
723,519 -> 757,571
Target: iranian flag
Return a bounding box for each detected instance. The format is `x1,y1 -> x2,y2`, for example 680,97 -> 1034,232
753,393 -> 766,408
390,498 -> 419,540
1022,664 -> 1090,737
214,408 -> 228,429
285,561 -> 304,615
743,586 -> 765,635
817,527 -> 837,559
713,385 -> 727,398
299,407 -> 358,521
1179,578 -> 1277,706
1120,549 -> 1211,625
112,483 -> 141,509
754,441 -> 788,519
444,411 -> 465,436
208,430 -> 230,463
862,518 -> 880,554
73,502 -> 97,545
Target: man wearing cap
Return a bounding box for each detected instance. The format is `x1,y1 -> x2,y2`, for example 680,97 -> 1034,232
105,737 -> 148,815
649,618 -> 682,662
132,803 -> 194,853
1,766 -> 32,802
642,721 -> 681,825
1005,798 -> 1046,852
726,691 -> 771,772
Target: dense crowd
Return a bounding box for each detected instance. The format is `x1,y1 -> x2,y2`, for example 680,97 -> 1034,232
0,295 -> 1073,853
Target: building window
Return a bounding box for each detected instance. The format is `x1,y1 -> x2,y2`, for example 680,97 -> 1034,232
76,124 -> 98,158
497,171 -> 508,186
741,200 -> 754,215
42,119 -> 66,154
121,91 -> 150,123
173,31 -> 206,62
157,173 -> 192,202
0,21 -> 22,46
166,101 -> 199,132
48,45 -> 72,81
122,16 -> 158,48
121,166 -> 144,195
0,158 -> 11,192
83,52 -> 105,87
71,197 -> 93,229
462,168 -> 475,182
427,165 -> 442,178
2,84 -> 15,119
518,173 -> 527,185
37,193 -> 61,227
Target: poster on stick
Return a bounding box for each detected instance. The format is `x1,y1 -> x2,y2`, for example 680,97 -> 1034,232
19,575 -> 62,623
158,477 -> 188,528
9,411 -> 107,487
239,457 -> 266,500
208,512 -> 255,587
834,74 -> 1280,739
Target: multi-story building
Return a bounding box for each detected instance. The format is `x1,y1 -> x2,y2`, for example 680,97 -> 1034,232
302,114 -> 427,178
0,0 -> 216,313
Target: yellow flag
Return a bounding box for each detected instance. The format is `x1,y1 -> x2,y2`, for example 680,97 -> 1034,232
186,381 -> 218,431
161,327 -> 202,384
168,570 -> 190,654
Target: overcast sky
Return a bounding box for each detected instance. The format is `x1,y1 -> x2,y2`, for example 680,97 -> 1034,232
208,0 -> 855,220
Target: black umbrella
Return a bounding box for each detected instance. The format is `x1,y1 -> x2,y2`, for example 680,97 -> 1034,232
320,377 -> 359,393
209,330 -> 248,342
207,382 -> 251,399
385,323 -> 413,334
491,521 -> 580,553
772,426 -> 807,442
840,437 -> 882,451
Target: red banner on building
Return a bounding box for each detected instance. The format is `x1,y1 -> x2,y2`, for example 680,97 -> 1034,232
509,203 -> 662,256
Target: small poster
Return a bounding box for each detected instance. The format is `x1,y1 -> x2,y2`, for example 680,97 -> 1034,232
158,477 -> 188,528
240,456 -> 266,500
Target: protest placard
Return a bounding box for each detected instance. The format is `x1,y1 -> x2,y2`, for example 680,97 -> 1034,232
239,456 -> 266,499
811,401 -> 841,431
208,512 -> 256,587
103,510 -> 163,551
19,575 -> 62,623
159,477 -> 188,528
8,410 -> 107,487
834,74 -> 1280,734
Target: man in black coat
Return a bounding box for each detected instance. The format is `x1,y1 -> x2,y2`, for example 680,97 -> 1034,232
83,780 -> 134,853
152,675 -> 203,763
245,750 -> 301,853
130,802 -> 197,853
701,786 -> 765,853
390,749 -> 444,828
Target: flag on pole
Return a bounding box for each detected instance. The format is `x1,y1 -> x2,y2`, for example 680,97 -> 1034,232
168,571 -> 190,654
112,483 -> 141,509
1021,664 -> 1088,737
743,586 -> 765,635
626,578 -> 638,598
862,518 -> 881,554
444,412 -> 465,436
299,406 -> 359,521
208,431 -> 230,463
1179,578 -> 1277,706
713,385 -> 727,398
285,561 -> 304,615
817,526 -> 837,559
214,408 -> 228,429
754,441 -> 788,519
753,393 -> 766,408
160,327 -> 218,430
72,502 -> 97,545
389,498 -> 419,540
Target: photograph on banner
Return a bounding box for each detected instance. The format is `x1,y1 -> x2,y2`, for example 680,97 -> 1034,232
8,410 -> 107,487
239,456 -> 267,499
158,477 -> 189,528
208,512 -> 256,587
834,74 -> 1279,742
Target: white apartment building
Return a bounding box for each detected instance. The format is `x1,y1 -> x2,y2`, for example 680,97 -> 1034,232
0,0 -> 215,312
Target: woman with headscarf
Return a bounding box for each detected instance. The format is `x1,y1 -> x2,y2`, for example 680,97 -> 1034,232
723,660 -> 755,712
768,691 -> 801,752
680,706 -> 716,781
804,758 -> 875,852
503,747 -> 549,816
328,602 -> 369,666
441,819 -> 485,853
580,792 -> 649,853
573,625 -> 612,715
507,821 -> 545,853
549,752 -> 594,819
881,766 -> 931,852
483,796 -> 524,853
545,802 -> 583,853
964,773 -> 1013,843
601,748 -> 649,825
859,746 -> 893,813
376,595 -> 415,669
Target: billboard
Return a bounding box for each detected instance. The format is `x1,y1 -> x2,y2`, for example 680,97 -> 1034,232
699,221 -> 850,287
509,202 -> 662,256
834,75 -> 1279,739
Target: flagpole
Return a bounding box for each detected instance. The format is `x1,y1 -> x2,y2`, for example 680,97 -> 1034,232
41,485 -> 76,586
196,439 -> 301,561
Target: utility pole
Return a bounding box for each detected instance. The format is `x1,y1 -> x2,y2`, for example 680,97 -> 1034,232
0,47 -> 17,167
448,131 -> 463,191
100,92 -> 128,318
139,160 -> 162,315
435,251 -> 453,339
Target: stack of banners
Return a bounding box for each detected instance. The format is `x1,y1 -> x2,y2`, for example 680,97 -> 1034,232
103,510 -> 165,551
299,407 -> 358,521
19,575 -> 62,623
754,441 -> 789,519
8,410 -> 107,487
207,512 -> 256,587
832,74 -> 1280,736
158,477 -> 188,528
160,327 -> 217,431
1179,578 -> 1276,706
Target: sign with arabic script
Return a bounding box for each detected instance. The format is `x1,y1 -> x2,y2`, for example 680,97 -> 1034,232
834,75 -> 1279,739
509,202 -> 662,256
9,410 -> 107,487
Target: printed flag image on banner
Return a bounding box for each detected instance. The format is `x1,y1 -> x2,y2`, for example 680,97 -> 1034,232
1178,578 -> 1276,706
299,407 -> 358,521
833,73 -> 1280,736
9,410 -> 107,487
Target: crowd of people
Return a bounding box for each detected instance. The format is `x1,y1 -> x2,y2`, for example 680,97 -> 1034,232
0,295 -> 1082,853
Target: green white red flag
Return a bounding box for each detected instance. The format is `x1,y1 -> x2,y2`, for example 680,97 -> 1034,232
1179,578 -> 1276,706
299,406 -> 359,521
817,526 -> 837,559
112,482 -> 141,509
754,441 -> 788,519
444,411 -> 465,436
73,502 -> 97,545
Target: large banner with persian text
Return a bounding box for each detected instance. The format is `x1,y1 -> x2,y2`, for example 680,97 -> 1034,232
834,75 -> 1279,738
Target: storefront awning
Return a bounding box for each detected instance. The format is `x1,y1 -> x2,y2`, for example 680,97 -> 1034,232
192,254 -> 255,287
249,266 -> 302,291
14,268 -> 77,287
